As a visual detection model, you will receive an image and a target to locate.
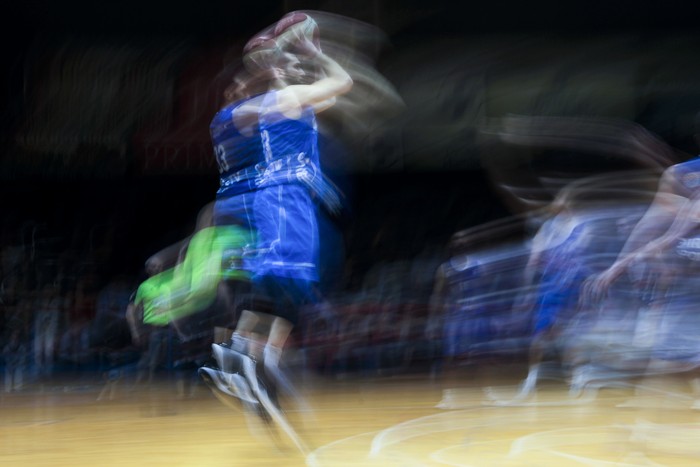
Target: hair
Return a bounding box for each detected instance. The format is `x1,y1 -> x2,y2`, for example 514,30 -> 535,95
222,64 -> 270,103
242,32 -> 286,78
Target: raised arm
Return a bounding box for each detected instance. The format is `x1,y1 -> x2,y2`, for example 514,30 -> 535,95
583,165 -> 696,301
280,49 -> 353,113
238,12 -> 353,119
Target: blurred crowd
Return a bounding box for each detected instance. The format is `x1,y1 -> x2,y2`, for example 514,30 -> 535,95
0,217 -> 136,392
0,210 -> 449,392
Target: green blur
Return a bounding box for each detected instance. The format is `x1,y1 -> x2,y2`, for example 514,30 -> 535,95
136,225 -> 252,326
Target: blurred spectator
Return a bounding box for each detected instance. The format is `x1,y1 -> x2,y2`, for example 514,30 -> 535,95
33,284 -> 63,379
2,290 -> 31,392
128,260 -> 173,385
90,274 -> 133,351
3,329 -> 29,392
57,273 -> 99,370
70,273 -> 99,325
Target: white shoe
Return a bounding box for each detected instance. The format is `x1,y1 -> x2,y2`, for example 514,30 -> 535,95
212,343 -> 246,374
199,367 -> 258,404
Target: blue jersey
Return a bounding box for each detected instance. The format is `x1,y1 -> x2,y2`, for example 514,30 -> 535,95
259,91 -> 319,165
210,95 -> 265,198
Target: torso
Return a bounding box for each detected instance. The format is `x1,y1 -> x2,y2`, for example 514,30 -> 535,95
210,91 -> 320,198
210,96 -> 265,180
210,91 -> 322,281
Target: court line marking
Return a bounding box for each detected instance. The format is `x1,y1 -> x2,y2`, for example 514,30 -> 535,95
306,431 -> 379,467
369,409 -> 517,457
307,384 -> 700,466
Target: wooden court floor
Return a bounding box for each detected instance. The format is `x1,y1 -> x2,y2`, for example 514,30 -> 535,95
2,364 -> 700,466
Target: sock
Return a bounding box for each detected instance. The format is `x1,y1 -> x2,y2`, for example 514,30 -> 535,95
519,364 -> 540,393
263,345 -> 282,369
230,332 -> 250,354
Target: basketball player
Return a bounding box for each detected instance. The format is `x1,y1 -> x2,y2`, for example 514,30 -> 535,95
198,11 -> 352,450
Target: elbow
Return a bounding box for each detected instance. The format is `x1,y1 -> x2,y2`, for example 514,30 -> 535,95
339,76 -> 353,95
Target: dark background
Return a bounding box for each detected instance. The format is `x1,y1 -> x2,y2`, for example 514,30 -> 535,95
2,0 -> 700,292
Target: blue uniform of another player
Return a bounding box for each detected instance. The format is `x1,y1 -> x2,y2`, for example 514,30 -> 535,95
533,224 -> 590,334
438,255 -> 486,360
647,157 -> 700,363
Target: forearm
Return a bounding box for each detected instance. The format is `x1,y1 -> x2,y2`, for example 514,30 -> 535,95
610,200 -> 696,276
651,199 -> 700,251
314,52 -> 352,87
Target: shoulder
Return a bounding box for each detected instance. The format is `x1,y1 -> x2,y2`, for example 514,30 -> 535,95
666,157 -> 700,193
264,88 -> 306,120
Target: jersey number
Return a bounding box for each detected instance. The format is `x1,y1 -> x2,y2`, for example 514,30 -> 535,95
215,144 -> 229,172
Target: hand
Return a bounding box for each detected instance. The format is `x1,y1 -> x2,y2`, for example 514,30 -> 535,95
293,37 -> 322,58
580,266 -> 622,305
274,14 -> 322,57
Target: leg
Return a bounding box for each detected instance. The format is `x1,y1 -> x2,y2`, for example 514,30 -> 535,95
261,317 -> 305,402
518,333 -> 547,397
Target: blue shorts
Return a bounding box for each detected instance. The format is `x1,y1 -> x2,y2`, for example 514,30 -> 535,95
250,275 -> 317,326
215,184 -> 320,325
214,184 -> 320,281
253,184 -> 319,281
534,287 -> 578,334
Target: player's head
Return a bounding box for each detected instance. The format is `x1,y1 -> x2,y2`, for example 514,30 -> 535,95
243,43 -> 309,85
278,51 -> 308,81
